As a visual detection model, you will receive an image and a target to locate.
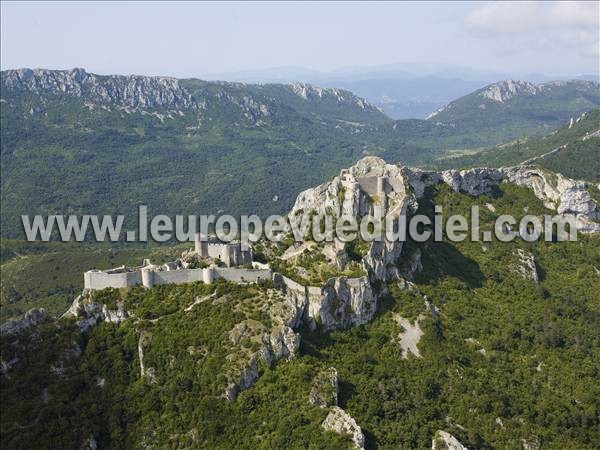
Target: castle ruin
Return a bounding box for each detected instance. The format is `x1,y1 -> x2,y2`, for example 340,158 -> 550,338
84,233 -> 266,290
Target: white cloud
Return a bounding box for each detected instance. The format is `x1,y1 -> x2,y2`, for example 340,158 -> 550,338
464,1 -> 599,61
465,1 -> 598,33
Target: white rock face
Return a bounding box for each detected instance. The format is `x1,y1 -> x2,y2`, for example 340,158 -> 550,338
441,168 -> 503,196
394,315 -> 424,358
513,249 -> 539,282
502,166 -> 600,232
270,325 -> 301,359
63,293 -> 129,332
0,308 -> 47,336
402,167 -> 442,198
432,430 -> 468,450
479,80 -> 539,102
322,406 -> 365,449
312,276 -> 376,331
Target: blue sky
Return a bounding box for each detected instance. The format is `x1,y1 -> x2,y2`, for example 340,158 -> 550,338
1,1 -> 598,78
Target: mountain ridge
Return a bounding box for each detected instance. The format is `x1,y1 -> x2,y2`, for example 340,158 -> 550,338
1,67 -> 386,124
427,78 -> 599,121
2,68 -> 599,239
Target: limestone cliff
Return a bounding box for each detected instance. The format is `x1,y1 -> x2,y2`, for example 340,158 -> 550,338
1,68 -> 195,110
322,406 -> 365,449
432,430 -> 468,450
279,156 -> 599,332
62,292 -> 129,332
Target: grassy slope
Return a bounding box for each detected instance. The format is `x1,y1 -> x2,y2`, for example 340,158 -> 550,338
431,109 -> 600,179
2,184 -> 599,449
0,240 -> 188,323
539,138 -> 600,182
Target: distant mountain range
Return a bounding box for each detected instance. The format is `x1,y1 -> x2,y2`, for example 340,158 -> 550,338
1,68 -> 598,238
202,64 -> 600,119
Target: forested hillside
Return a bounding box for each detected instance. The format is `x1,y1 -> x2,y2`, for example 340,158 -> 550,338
426,80 -> 599,145
434,110 -> 600,181
2,183 -> 599,449
2,69 -> 598,238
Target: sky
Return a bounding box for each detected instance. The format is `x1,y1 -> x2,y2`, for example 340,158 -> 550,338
1,1 -> 598,79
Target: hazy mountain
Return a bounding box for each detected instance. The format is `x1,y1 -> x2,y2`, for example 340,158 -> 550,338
321,76 -> 488,119
203,64 -> 598,119
425,79 -> 600,143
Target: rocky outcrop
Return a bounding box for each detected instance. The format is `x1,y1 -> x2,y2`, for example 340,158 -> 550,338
63,293 -> 129,332
1,68 -> 195,110
271,273 -> 310,328
513,249 -> 539,282
394,315 -> 424,359
432,430 -> 468,450
322,406 -> 365,449
441,168 -> 503,196
138,331 -> 156,384
225,320 -> 300,400
311,276 -> 376,331
502,166 -> 600,232
289,82 -> 381,113
285,157 -> 416,330
479,80 -> 539,102
0,308 -> 47,336
309,367 -> 339,408
273,272 -> 378,332
283,156 -> 599,333
403,163 -> 599,232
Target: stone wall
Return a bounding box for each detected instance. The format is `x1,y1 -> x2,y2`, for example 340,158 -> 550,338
84,270 -> 141,290
84,267 -> 272,290
152,268 -> 205,286
214,268 -> 272,283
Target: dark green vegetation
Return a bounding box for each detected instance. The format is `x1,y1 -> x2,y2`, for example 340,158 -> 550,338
2,70 -> 598,238
2,184 -> 599,449
426,80 -> 599,149
0,240 -> 187,323
434,109 -> 600,181
1,281 -> 351,449
540,138 -> 600,182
